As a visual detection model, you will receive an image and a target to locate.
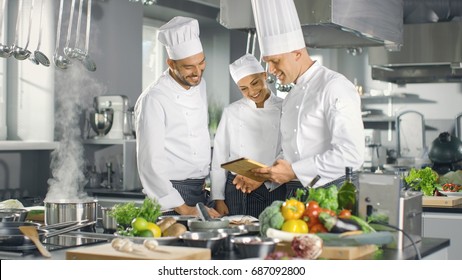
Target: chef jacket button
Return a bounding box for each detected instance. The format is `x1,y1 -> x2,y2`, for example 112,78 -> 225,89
293,129 -> 297,132
295,151 -> 298,155
302,87 -> 306,90
296,105 -> 299,109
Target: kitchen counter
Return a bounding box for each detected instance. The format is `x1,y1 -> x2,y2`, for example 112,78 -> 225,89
0,229 -> 449,261
423,204 -> 462,214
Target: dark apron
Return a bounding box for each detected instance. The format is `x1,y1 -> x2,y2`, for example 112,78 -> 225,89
224,173 -> 286,218
162,178 -> 209,215
285,172 -> 359,200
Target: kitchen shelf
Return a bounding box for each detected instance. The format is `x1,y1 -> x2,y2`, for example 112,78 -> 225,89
83,139 -> 135,145
362,116 -> 395,122
0,141 -> 59,151
360,93 -> 436,104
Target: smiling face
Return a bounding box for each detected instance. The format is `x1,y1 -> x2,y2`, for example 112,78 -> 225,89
263,51 -> 300,85
237,72 -> 270,107
168,52 -> 206,89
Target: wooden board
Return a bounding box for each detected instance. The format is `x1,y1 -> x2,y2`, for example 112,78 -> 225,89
319,245 -> 377,260
275,242 -> 377,260
221,157 -> 267,182
66,243 -> 211,260
422,196 -> 462,206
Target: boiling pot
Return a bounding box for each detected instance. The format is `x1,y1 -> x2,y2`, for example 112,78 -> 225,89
44,199 -> 97,226
428,132 -> 462,174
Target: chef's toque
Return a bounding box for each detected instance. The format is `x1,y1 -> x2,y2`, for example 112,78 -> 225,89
157,16 -> 203,60
229,54 -> 265,84
251,0 -> 305,56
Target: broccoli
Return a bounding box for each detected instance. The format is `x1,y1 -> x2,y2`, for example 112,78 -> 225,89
258,200 -> 284,237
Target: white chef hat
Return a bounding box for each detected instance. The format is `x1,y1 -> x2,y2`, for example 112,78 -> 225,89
251,0 -> 305,56
229,54 -> 265,84
157,16 -> 203,60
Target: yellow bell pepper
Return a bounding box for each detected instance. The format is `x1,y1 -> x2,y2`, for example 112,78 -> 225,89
280,198 -> 305,220
281,219 -> 309,234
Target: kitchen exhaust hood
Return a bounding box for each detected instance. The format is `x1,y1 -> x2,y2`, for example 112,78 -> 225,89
219,0 -> 403,50
369,21 -> 462,84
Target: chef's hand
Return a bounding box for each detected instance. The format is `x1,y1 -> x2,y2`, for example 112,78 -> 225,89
214,200 -> 229,216
174,204 -> 221,218
252,159 -> 296,184
233,175 -> 263,193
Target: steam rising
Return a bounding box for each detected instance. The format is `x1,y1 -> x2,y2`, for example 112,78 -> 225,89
45,63 -> 106,202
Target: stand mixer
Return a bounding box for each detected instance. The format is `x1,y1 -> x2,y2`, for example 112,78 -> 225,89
90,95 -> 132,140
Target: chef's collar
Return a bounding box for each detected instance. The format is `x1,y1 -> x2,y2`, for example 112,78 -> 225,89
165,69 -> 200,94
244,91 -> 278,108
294,60 -> 321,87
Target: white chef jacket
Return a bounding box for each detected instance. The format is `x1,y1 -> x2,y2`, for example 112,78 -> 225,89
134,69 -> 211,210
281,61 -> 365,188
210,93 -> 282,200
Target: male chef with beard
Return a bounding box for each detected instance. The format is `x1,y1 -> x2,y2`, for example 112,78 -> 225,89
235,0 -> 365,196
135,16 -> 220,217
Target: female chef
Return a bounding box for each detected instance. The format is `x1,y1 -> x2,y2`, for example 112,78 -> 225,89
210,54 -> 286,218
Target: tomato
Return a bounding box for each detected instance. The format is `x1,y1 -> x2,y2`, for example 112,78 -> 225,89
309,223 -> 328,233
320,208 -> 336,217
281,198 -> 305,220
281,219 -> 309,234
338,209 -> 352,219
303,207 -> 320,227
306,201 -> 320,211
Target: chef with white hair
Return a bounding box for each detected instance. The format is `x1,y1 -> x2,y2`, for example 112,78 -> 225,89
211,54 -> 286,218
135,16 -> 220,217
240,0 -> 365,197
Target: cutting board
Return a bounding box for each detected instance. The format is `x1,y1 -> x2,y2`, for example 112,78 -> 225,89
66,243 -> 211,260
422,196 -> 462,206
275,242 -> 377,260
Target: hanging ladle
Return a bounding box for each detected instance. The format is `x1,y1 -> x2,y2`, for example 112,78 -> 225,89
53,0 -> 71,69
0,0 -> 13,58
63,0 -> 76,59
12,0 -> 32,60
79,0 -> 96,72
66,0 -> 84,59
29,0 -> 50,66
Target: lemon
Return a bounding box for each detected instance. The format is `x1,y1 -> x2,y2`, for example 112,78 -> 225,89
146,222 -> 162,238
131,217 -> 148,232
137,230 -> 154,237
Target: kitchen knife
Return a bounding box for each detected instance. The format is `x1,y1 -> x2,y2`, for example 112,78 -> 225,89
196,202 -> 212,221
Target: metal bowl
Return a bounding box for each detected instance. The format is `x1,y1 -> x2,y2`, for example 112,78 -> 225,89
179,231 -> 227,255
0,209 -> 28,222
187,218 -> 230,232
234,223 -> 260,235
231,236 -> 278,259
207,227 -> 248,251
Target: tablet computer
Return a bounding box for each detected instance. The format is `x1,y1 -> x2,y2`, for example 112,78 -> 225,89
220,157 -> 267,182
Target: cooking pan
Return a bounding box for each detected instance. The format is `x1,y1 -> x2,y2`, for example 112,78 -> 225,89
0,220 -> 96,247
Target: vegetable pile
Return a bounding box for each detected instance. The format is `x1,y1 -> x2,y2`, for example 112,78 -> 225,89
110,198 -> 171,237
405,167 -> 439,196
259,185 -> 375,237
405,167 -> 462,195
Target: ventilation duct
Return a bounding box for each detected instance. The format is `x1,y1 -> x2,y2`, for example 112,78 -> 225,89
219,0 -> 403,50
369,0 -> 462,84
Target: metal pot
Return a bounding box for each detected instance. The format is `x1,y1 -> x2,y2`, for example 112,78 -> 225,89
0,208 -> 28,221
100,206 -> 117,233
44,199 -> 97,226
